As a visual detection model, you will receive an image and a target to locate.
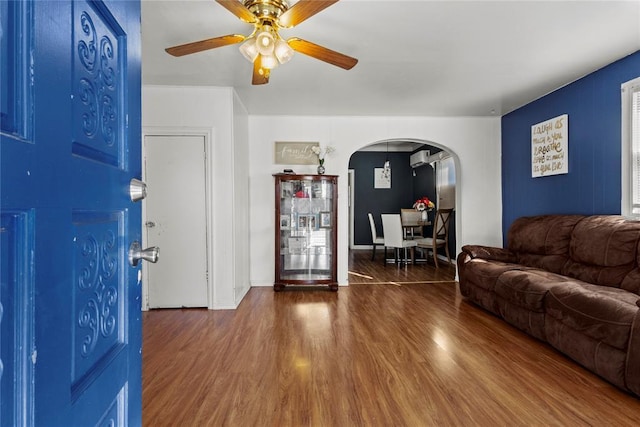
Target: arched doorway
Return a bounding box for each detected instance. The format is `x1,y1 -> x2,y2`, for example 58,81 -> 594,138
347,138 -> 459,267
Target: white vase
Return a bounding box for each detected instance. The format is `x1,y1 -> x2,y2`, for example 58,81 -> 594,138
421,210 -> 428,221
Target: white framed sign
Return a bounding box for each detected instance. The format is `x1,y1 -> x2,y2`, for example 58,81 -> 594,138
531,114 -> 568,177
374,168 -> 391,189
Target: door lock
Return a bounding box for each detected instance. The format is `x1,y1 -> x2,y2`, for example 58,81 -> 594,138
128,241 -> 159,267
129,178 -> 148,202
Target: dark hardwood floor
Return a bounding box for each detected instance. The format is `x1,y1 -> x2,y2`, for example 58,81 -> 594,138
142,250 -> 640,426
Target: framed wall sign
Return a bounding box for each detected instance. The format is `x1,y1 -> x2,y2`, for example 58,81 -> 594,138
531,114 -> 568,177
274,141 -> 319,165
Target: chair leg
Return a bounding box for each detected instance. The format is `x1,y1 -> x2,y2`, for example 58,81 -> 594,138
371,244 -> 376,260
445,244 -> 451,264
383,246 -> 387,266
410,247 -> 415,264
433,244 -> 439,268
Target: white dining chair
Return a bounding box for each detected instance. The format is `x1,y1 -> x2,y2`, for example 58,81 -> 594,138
368,213 -> 386,261
381,214 -> 417,266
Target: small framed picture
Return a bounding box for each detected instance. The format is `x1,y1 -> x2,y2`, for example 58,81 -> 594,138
298,214 -> 317,230
280,214 -> 290,230
281,181 -> 293,198
319,211 -> 331,228
288,237 -> 307,254
298,215 -> 308,229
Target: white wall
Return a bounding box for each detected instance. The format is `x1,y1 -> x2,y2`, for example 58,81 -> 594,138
142,86 -> 503,302
248,116 -> 503,287
232,92 -> 251,305
142,85 -> 250,309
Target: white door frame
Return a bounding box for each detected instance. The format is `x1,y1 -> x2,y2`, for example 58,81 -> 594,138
141,126 -> 214,310
348,169 -> 355,249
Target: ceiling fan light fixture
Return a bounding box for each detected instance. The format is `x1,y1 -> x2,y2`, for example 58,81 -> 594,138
239,37 -> 259,62
166,0 -> 358,85
274,38 -> 294,64
260,53 -> 279,69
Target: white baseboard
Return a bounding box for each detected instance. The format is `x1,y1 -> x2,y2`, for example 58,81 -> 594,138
351,245 -> 374,250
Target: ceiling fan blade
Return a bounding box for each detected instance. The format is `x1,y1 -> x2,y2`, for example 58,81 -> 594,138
288,38 -> 357,70
278,0 -> 339,28
216,0 -> 258,23
165,34 -> 245,57
252,56 -> 270,85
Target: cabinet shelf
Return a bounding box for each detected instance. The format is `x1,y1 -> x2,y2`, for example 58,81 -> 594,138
274,173 -> 338,291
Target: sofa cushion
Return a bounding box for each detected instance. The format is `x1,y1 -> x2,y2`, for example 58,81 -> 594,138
562,216 -> 640,288
545,281 -> 639,351
508,215 -> 584,273
621,269 -> 640,295
459,258 -> 526,292
495,269 -> 569,312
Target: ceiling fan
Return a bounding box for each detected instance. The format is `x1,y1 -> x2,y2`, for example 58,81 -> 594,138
165,0 -> 358,85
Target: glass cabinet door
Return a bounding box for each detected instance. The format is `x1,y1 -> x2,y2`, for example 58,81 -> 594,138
274,175 -> 337,291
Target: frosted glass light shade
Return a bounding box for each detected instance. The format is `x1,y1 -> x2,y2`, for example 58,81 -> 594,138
274,39 -> 294,64
239,38 -> 258,62
256,30 -> 275,55
260,53 -> 279,69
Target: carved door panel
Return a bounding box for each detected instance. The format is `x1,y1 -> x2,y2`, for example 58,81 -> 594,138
0,0 -> 142,425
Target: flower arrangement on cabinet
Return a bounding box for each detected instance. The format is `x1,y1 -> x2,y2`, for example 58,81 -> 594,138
311,145 -> 335,167
413,196 -> 435,211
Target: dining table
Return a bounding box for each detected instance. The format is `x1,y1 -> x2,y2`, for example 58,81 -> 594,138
401,218 -> 431,239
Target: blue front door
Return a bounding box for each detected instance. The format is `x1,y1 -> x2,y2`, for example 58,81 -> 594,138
1,0 -> 142,425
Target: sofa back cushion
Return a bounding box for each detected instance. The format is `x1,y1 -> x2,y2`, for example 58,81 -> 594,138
562,216 -> 640,289
508,215 -> 584,273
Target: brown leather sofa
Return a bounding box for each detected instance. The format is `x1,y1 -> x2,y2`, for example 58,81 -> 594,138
457,214 -> 640,397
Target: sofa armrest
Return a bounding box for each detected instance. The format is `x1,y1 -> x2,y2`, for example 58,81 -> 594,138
626,307 -> 640,396
461,244 -> 517,263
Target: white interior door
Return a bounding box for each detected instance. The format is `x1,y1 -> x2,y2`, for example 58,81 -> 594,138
144,135 -> 208,308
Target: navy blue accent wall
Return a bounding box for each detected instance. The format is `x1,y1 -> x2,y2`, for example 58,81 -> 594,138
350,151 -> 415,245
501,50 -> 640,241
413,163 -> 436,204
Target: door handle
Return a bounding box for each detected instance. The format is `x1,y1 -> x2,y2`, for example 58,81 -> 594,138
129,178 -> 148,202
128,241 -> 159,266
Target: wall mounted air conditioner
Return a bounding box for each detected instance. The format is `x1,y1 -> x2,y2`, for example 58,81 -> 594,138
410,150 -> 430,168
429,151 -> 451,163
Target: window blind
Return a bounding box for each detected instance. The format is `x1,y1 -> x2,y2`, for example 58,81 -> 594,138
632,84 -> 640,214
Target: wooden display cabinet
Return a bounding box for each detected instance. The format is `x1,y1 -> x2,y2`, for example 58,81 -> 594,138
273,174 -> 338,291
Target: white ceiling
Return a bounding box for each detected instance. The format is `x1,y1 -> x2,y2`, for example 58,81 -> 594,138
142,0 -> 640,117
